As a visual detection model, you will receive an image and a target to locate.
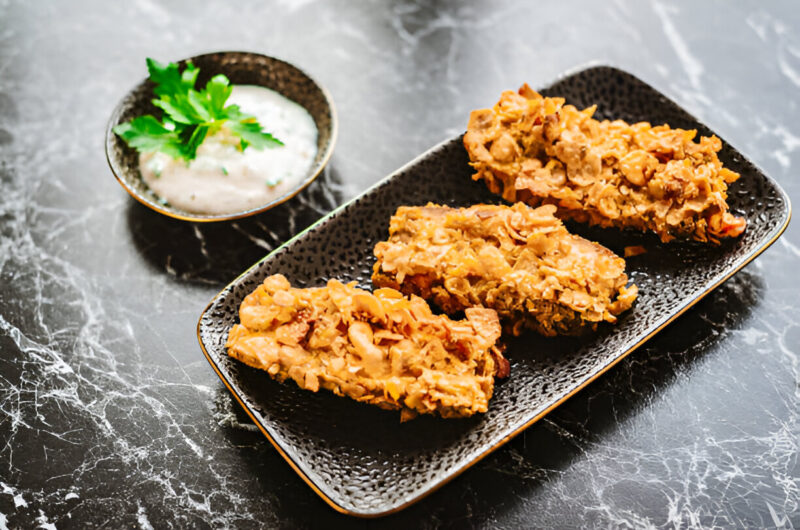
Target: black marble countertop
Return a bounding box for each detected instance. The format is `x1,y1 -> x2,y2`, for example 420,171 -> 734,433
1,1 -> 798,528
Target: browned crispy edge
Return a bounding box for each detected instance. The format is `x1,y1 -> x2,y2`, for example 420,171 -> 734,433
372,270 -> 591,337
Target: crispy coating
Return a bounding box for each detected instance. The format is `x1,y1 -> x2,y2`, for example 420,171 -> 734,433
372,203 -> 638,337
226,274 -> 508,419
463,84 -> 747,243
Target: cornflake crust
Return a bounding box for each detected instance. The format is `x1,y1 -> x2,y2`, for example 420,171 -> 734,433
464,84 -> 747,243
225,274 -> 509,420
373,203 -> 638,337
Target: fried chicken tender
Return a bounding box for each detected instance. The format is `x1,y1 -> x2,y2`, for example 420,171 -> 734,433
226,274 -> 508,419
372,203 -> 638,337
464,84 -> 747,243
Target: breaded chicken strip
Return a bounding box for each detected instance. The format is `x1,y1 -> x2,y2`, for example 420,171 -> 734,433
226,274 -> 508,420
373,203 -> 637,337
464,84 -> 746,243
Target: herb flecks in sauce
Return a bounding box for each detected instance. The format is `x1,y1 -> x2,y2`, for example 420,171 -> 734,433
114,58 -> 319,215
139,86 -> 318,215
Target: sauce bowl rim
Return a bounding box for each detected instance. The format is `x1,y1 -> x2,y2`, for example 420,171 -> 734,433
105,50 -> 339,222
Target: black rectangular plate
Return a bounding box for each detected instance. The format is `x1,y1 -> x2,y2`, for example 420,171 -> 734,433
197,66 -> 791,517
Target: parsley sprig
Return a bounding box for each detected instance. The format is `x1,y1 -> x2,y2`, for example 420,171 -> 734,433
113,58 -> 283,162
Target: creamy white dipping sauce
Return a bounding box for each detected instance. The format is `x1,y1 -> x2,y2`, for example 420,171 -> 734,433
139,85 -> 318,215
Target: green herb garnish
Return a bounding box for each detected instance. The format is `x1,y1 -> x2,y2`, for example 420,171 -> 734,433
113,58 -> 283,162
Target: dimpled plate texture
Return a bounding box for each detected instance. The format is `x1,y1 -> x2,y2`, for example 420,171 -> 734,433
106,51 -> 336,221
197,66 -> 791,517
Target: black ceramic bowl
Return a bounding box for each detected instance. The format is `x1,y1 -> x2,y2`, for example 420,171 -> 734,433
105,51 -> 337,222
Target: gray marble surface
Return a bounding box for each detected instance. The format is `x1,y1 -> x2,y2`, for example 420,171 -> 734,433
0,1 -> 798,528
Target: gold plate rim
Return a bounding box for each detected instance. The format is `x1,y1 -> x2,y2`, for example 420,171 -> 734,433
195,65 -> 794,517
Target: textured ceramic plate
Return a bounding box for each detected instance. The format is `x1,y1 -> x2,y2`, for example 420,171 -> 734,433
106,51 -> 337,222
197,66 -> 791,517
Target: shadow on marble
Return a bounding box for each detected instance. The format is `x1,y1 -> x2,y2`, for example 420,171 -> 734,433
125,165 -> 346,286
211,269 -> 764,527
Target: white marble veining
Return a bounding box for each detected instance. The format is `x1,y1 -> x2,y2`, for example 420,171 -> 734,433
0,0 -> 798,527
